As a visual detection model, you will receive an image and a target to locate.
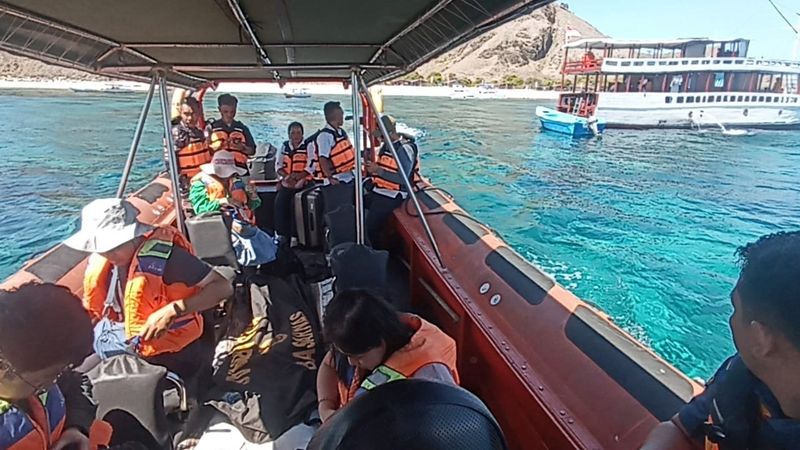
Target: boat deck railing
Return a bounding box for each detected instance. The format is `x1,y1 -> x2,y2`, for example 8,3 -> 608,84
602,56 -> 800,75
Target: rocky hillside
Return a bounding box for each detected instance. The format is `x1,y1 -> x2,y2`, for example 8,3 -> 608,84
415,3 -> 605,84
0,2 -> 602,84
0,51 -> 106,81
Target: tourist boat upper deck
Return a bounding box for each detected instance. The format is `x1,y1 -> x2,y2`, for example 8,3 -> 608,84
558,37 -> 800,128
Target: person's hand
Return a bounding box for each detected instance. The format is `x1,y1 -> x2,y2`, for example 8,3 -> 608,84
230,139 -> 245,151
141,303 -> 178,341
52,427 -> 90,450
364,160 -> 380,176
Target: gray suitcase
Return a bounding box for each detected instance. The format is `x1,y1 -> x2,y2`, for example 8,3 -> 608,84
294,184 -> 325,249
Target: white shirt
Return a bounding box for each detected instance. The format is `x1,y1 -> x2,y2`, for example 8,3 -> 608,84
313,123 -> 354,185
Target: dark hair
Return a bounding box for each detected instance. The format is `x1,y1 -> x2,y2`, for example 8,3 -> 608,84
736,231 -> 800,349
0,283 -> 93,372
288,121 -> 304,134
218,93 -> 238,107
323,101 -> 342,121
324,289 -> 412,356
181,96 -> 201,112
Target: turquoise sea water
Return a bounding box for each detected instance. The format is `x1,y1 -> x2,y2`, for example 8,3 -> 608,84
1,89 -> 799,380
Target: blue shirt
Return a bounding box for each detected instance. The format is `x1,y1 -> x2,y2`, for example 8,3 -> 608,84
678,354 -> 799,449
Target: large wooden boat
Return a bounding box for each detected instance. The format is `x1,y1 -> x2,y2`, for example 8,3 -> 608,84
558,38 -> 800,129
0,1 -> 702,448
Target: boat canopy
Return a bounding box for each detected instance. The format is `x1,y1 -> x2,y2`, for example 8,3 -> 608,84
566,37 -> 750,50
0,0 -> 548,87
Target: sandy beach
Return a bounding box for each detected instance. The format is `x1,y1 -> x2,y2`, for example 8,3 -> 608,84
0,78 -> 560,100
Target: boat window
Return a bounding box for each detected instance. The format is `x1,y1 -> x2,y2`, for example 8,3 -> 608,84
668,61 -> 678,65
723,60 -> 732,64
647,61 -> 656,66
690,60 -> 698,65
738,96 -> 744,101
702,60 -> 710,65
723,95 -> 728,101
677,96 -> 685,103
745,96 -> 750,101
766,97 -> 773,103
708,96 -> 715,103
634,61 -> 644,66
793,98 -> 799,103
729,96 -> 736,103
665,96 -> 673,104
621,61 -> 631,66
701,96 -> 706,102
759,96 -> 765,102
607,60 -> 618,66
716,96 -> 722,102
686,96 -> 694,103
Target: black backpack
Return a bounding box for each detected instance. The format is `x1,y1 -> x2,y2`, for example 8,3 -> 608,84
207,273 -> 324,443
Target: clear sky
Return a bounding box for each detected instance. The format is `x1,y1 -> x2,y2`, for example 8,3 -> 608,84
565,0 -> 799,60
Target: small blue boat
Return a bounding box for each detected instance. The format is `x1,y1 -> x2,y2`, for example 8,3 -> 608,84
535,106 -> 606,138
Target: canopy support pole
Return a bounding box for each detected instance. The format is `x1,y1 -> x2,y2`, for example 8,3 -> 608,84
356,75 -> 445,269
350,69 -> 366,245
116,74 -> 157,198
157,72 -> 186,235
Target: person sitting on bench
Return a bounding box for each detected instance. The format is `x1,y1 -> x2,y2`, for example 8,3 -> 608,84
317,289 -> 459,422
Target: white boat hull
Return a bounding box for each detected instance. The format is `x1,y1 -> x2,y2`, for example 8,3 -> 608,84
594,92 -> 800,128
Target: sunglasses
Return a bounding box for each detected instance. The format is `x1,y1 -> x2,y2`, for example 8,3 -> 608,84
0,348 -> 73,396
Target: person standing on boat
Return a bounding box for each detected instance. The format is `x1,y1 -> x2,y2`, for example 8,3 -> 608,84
641,231 -> 800,450
64,198 -> 233,387
0,282 -> 112,450
307,101 -> 356,210
274,121 -> 312,242
364,115 -> 419,246
316,289 -> 458,422
167,97 -> 212,190
206,94 -> 256,175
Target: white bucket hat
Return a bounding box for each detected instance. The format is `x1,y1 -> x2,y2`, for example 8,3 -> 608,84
63,198 -> 154,253
201,150 -> 247,178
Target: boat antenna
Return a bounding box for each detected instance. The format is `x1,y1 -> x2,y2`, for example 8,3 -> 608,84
767,0 -> 798,34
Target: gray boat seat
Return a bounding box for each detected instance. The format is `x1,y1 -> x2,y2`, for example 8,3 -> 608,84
185,212 -> 238,268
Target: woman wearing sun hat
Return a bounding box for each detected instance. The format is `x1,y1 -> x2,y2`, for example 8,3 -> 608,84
189,150 -> 278,267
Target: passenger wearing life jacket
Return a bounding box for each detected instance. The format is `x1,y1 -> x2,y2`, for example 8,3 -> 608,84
274,121 -> 312,241
306,101 -> 357,211
364,114 -> 419,246
189,150 -> 261,223
206,94 -> 256,175
0,282 -> 112,450
641,231 -> 800,450
317,289 -> 459,422
190,151 -> 278,268
167,97 -> 212,186
64,198 -> 233,382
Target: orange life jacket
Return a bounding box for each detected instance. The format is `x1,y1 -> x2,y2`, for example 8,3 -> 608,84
372,140 -> 419,192
281,140 -> 313,180
336,314 -> 459,407
0,383 -> 112,450
314,128 -> 355,176
208,119 -> 251,172
82,226 -> 204,357
173,125 -> 212,178
190,172 -> 256,224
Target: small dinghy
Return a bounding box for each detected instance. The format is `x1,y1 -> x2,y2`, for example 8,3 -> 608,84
536,106 -> 606,138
